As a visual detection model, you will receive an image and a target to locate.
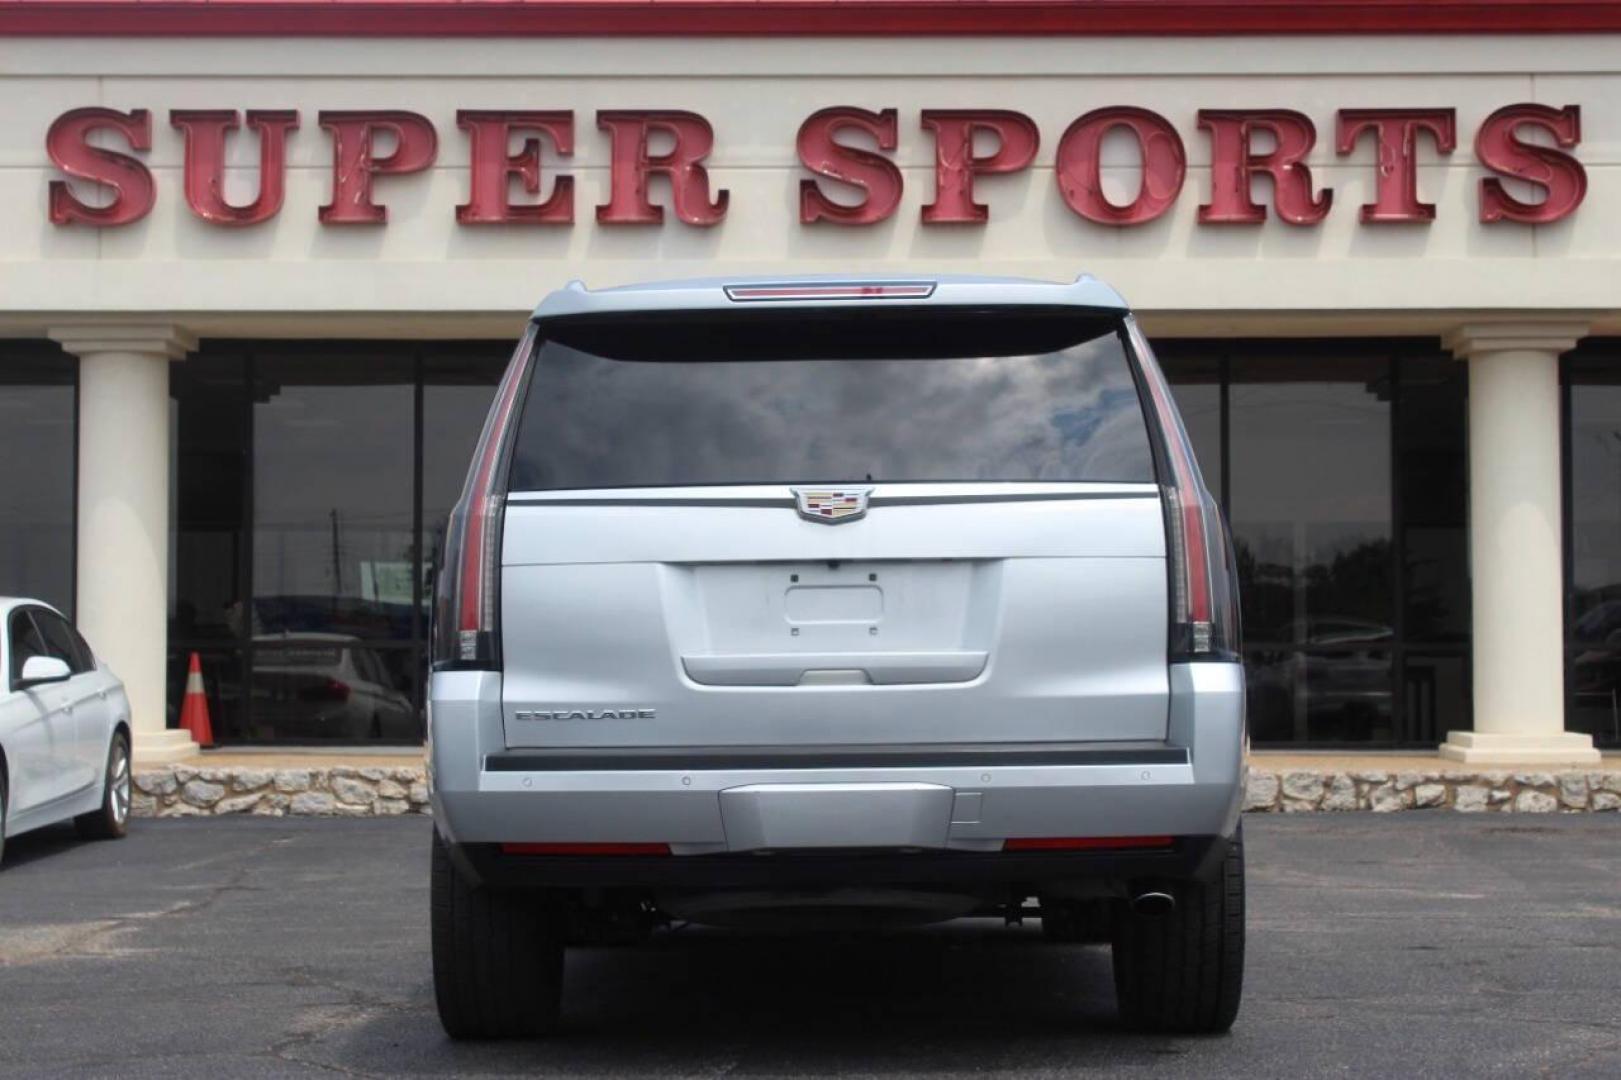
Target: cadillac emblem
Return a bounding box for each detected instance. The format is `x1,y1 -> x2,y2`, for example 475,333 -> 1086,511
792,487 -> 872,524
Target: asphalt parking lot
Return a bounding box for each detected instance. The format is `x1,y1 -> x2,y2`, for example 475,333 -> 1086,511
0,814 -> 1616,1079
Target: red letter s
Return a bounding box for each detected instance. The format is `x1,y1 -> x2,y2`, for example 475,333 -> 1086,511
797,107 -> 903,226
1476,104 -> 1585,224
47,108 -> 156,227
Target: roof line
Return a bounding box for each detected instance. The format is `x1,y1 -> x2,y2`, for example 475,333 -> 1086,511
3,1 -> 1621,39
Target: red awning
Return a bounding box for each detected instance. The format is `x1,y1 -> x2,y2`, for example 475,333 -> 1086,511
1,1 -> 1620,39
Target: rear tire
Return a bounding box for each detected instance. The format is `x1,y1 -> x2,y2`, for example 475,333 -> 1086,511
431,829 -> 564,1039
0,768 -> 9,867
74,731 -> 130,840
1110,826 -> 1245,1034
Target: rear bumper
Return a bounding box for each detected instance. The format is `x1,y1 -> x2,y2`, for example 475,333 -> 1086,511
453,835 -> 1230,892
428,662 -> 1245,885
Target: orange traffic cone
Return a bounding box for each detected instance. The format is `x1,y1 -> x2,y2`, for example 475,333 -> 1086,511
179,651 -> 214,748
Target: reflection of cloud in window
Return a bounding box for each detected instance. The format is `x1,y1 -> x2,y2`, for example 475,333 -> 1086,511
514,337 -> 1152,489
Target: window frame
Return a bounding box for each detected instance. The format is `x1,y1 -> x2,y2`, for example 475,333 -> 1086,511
1560,342 -> 1621,749
8,607 -> 52,690
31,606 -> 92,675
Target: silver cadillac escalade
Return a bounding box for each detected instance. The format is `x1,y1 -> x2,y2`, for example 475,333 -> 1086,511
427,274 -> 1246,1038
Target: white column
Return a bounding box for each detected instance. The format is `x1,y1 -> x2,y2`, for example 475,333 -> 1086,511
49,325 -> 199,765
1440,322 -> 1601,765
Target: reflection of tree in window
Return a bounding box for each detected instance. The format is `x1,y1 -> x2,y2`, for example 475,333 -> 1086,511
1566,351 -> 1621,746
252,360 -> 414,640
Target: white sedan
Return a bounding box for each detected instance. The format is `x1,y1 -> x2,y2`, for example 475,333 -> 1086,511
0,597 -> 132,864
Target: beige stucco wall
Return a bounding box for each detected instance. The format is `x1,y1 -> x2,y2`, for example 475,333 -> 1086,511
2,31 -> 1614,762
0,34 -> 1618,335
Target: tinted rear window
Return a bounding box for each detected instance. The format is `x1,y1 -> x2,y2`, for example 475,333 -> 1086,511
506,307 -> 1154,491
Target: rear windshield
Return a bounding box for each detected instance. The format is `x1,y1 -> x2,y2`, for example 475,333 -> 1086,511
505,307 -> 1154,491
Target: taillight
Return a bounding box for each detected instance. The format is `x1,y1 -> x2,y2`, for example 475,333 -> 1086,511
432,325 -> 538,669
1126,318 -> 1240,662
298,678 -> 351,704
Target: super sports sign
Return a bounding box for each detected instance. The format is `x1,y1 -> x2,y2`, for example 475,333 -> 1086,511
43,103 -> 1586,229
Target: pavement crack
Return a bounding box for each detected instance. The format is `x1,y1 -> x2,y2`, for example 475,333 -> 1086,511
1540,1037 -> 1621,1076
281,967 -> 422,1013
267,998 -> 403,1079
0,852 -> 264,966
260,967 -> 424,1076
268,1035 -> 389,1079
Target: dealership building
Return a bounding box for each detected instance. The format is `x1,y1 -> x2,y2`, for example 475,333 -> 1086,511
0,1 -> 1617,766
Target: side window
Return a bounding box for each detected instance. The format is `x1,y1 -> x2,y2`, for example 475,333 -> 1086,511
34,609 -> 90,675
70,626 -> 95,672
9,611 -> 49,688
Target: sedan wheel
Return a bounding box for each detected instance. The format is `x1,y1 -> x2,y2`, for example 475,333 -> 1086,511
110,740 -> 131,826
75,731 -> 131,840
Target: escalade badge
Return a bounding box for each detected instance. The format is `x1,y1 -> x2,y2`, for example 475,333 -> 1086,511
792,487 -> 872,524
515,709 -> 655,721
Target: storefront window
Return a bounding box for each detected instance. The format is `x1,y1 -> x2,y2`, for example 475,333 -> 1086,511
1150,346 -> 1222,499
1232,353 -> 1394,742
418,347 -> 512,716
422,347 -> 512,615
167,342 -> 506,744
1565,343 -> 1621,748
171,354 -> 248,644
1163,341 -> 1469,747
1393,355 -> 1471,744
249,351 -> 416,741
253,352 -> 416,639
0,343 -> 76,615
160,335 -> 1475,748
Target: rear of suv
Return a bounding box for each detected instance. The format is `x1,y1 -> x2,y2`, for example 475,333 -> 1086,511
428,274 -> 1246,1038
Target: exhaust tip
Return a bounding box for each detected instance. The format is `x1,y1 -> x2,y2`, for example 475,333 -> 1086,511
1131,891 -> 1176,917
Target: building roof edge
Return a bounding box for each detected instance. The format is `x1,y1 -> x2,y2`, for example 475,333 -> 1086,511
4,1 -> 1621,39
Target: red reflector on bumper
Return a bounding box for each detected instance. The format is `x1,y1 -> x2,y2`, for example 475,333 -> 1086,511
500,842 -> 671,856
1003,836 -> 1175,852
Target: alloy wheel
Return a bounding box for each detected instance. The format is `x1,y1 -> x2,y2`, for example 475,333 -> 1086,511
110,741 -> 131,826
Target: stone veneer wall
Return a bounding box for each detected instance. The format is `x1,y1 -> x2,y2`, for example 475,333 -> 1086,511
133,765 -> 429,818
132,763 -> 1621,817
1241,768 -> 1620,813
